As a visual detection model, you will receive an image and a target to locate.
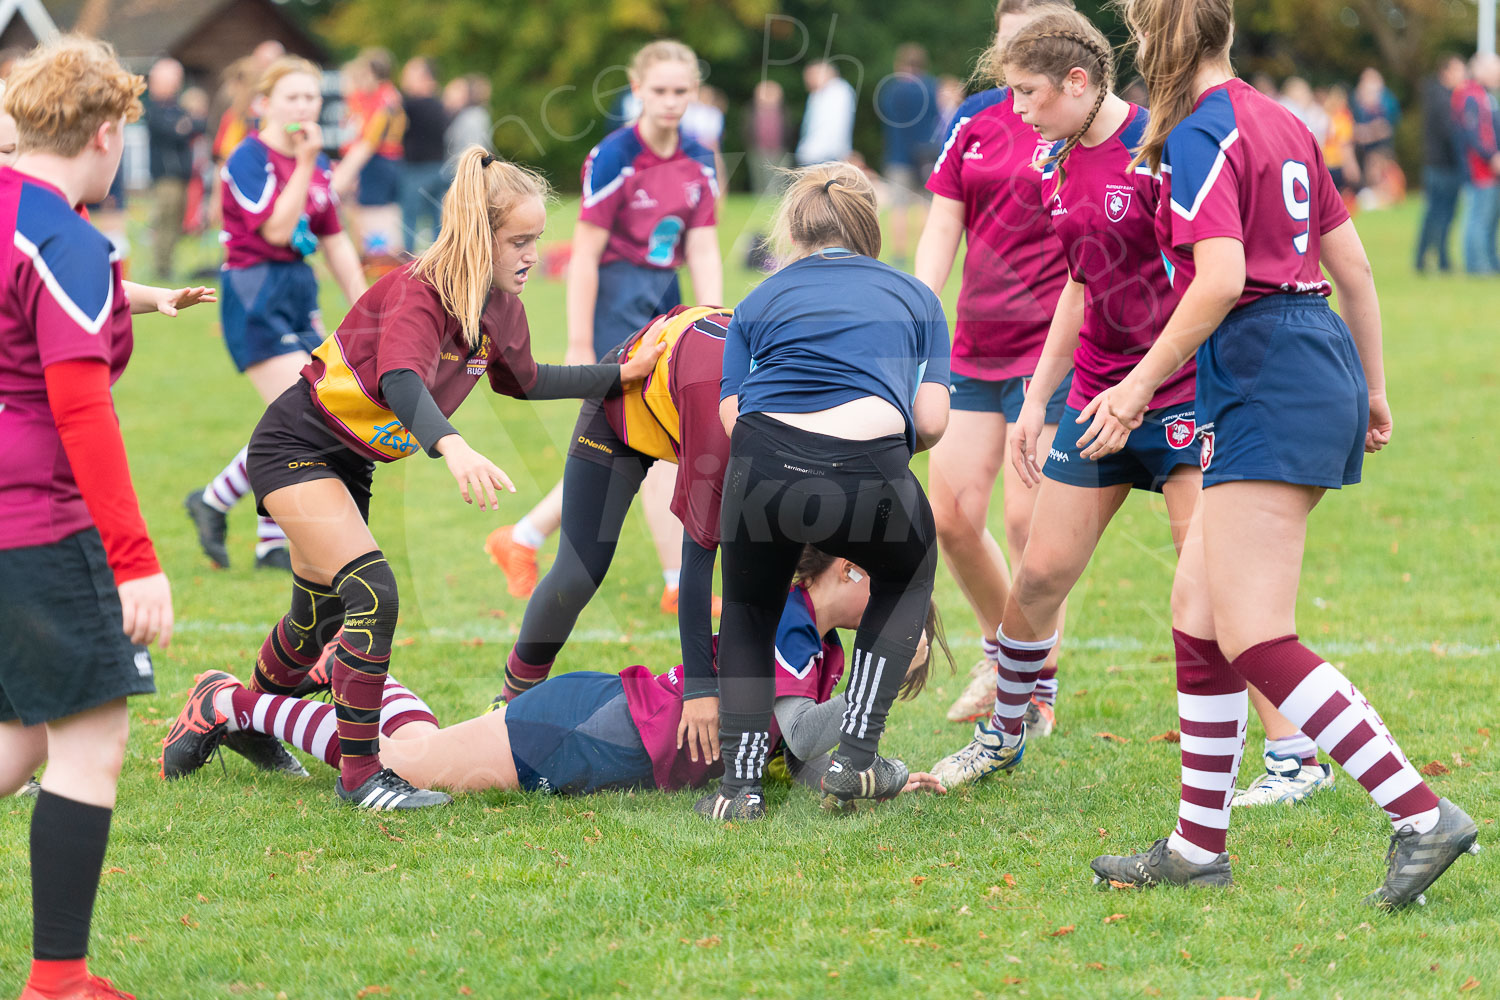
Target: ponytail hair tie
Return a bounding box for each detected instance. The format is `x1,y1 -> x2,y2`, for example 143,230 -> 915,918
823,178 -> 839,193
480,153 -> 497,169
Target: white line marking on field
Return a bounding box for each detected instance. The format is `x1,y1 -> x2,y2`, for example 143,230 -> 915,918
171,620 -> 1500,659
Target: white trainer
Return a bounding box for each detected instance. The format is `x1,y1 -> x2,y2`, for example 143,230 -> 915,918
945,657 -> 996,722
929,720 -> 1025,789
1231,752 -> 1334,807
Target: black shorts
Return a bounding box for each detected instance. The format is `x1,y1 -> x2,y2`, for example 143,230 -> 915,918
247,380 -> 376,521
0,529 -> 156,725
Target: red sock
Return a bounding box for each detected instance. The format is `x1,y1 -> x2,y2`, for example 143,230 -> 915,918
1166,631 -> 1248,862
1233,635 -> 1440,830
26,958 -> 88,996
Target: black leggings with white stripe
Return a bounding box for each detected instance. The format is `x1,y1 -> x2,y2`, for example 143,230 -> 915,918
716,413 -> 938,790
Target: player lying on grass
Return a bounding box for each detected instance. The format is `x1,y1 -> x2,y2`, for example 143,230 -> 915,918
162,547 -> 949,804
1082,0 -> 1477,908
492,305 -> 734,768
226,146 -> 666,812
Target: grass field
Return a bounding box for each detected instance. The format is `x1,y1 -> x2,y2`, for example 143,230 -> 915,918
1,194 -> 1496,1000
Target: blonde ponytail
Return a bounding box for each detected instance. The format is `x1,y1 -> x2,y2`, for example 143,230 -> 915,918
770,162 -> 882,263
412,146 -> 551,349
1116,0 -> 1234,171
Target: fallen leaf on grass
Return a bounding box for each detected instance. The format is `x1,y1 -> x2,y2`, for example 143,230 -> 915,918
1087,963 -> 1105,971
394,637 -> 415,647
1001,977 -> 1023,985
911,875 -> 927,886
1479,728 -> 1491,739
1148,730 -> 1181,743
104,867 -> 126,875
1050,925 -> 1075,937
485,609 -> 508,619
1103,914 -> 1126,924
1097,827 -> 1108,839
378,824 -> 403,843
460,988 -> 474,996
196,894 -> 209,904
1004,872 -> 1017,887
696,936 -> 721,948
461,637 -> 484,648
1460,978 -> 1480,992
178,915 -> 196,928
1180,950 -> 1192,960
828,971 -> 839,978
1216,993 -> 1261,1000
1108,880 -> 1135,890
355,988 -> 391,999
1452,753 -> 1470,768
1096,732 -> 1130,743
1421,760 -> 1450,776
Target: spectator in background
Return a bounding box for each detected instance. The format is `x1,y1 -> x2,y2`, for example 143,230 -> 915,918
145,57 -> 203,280
683,84 -> 728,198
1415,54 -> 1468,273
180,85 -> 212,237
443,73 -> 493,169
1251,71 -> 1278,98
333,48 -> 407,260
1323,84 -> 1361,206
877,43 -> 940,268
399,56 -> 449,249
1453,53 -> 1500,274
1352,67 -> 1400,195
935,74 -> 966,139
745,79 -> 789,195
795,61 -> 855,166
1280,76 -> 1329,145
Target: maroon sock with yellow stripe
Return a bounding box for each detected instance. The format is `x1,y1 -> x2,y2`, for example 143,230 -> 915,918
253,575 -> 344,694
330,552 -> 399,791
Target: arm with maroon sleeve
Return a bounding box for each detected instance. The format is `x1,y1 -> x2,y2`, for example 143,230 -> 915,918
483,304 -> 624,400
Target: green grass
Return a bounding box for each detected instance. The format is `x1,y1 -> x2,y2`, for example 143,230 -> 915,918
2,196 -> 1497,1000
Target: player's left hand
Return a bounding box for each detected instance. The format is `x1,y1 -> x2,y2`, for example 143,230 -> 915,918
677,695 -> 720,763
1366,390 -> 1393,453
901,771 -> 948,795
618,335 -> 669,389
1076,379 -> 1149,460
155,285 -> 217,317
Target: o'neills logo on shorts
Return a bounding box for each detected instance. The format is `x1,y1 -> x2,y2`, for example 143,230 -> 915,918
577,435 -> 613,455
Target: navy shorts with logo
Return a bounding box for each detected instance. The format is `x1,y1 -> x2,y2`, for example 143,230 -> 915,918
504,671 -> 654,795
220,260 -> 323,372
1195,294 -> 1367,489
950,370 -> 1072,423
0,529 -> 155,725
1045,404 -> 1199,493
593,260 -> 681,361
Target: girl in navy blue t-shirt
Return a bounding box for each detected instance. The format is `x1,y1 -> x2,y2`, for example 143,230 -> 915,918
699,162 -> 952,821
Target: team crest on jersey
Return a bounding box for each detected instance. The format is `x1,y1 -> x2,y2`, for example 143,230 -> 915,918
1163,413 -> 1195,450
1199,428 -> 1215,472
963,140 -> 983,161
1105,183 -> 1133,223
1032,138 -> 1055,163
685,181 -> 701,209
466,334 -> 492,376
630,188 -> 659,210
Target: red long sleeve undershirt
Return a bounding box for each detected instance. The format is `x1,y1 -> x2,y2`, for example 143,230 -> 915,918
42,358 -> 161,584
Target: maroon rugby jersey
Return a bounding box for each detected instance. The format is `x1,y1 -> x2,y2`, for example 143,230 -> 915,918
302,263 -> 538,461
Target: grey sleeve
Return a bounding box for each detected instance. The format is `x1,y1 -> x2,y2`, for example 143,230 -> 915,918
522,363 -> 621,400
773,694 -> 847,761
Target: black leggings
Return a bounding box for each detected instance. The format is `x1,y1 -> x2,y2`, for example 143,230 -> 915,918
511,403 -> 718,692
716,412 -> 937,787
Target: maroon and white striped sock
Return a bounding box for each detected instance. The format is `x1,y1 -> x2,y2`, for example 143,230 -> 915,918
218,675 -> 436,771
1233,635 -> 1439,833
202,445 -> 251,513
255,517 -> 287,558
1034,664 -> 1059,706
380,676 -> 438,732
221,686 -> 340,768
987,628 -> 1055,744
1166,631 -> 1248,864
